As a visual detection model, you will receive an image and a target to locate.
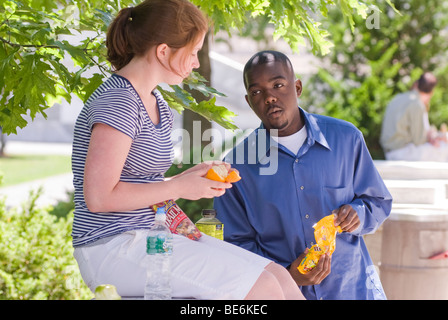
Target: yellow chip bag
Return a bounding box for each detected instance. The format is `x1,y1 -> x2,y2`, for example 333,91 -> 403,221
298,214 -> 343,274
297,245 -> 324,274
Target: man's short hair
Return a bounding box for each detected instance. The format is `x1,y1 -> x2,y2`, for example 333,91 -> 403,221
417,72 -> 437,93
243,50 -> 293,89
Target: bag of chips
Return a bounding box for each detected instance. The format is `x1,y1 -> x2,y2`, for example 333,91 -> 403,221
298,214 -> 342,274
152,200 -> 202,241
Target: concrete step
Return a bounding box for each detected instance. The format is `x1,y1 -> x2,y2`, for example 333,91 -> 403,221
391,202 -> 448,214
374,160 -> 448,180
384,179 -> 448,205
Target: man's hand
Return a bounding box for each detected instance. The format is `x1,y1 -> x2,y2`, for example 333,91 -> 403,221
333,204 -> 360,233
288,251 -> 331,286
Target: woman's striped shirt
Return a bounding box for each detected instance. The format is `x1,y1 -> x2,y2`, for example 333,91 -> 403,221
71,74 -> 174,247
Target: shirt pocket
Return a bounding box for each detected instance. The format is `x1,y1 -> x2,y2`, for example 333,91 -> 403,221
321,185 -> 353,212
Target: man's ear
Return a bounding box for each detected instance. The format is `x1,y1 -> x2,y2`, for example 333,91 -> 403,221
295,79 -> 303,98
245,94 -> 249,106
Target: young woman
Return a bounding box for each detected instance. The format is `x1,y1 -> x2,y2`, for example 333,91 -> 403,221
71,0 -> 304,300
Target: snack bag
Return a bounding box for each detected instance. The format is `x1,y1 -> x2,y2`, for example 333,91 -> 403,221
297,245 -> 324,274
152,200 -> 202,240
297,214 -> 343,274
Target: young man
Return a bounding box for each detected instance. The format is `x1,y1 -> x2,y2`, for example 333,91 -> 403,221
214,51 -> 392,300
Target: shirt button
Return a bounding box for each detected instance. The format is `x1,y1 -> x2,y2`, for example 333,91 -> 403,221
305,214 -> 309,219
310,241 -> 314,246
300,186 -> 304,190
295,158 -> 299,163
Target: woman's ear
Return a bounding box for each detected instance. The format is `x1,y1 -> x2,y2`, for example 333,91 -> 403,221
155,43 -> 170,62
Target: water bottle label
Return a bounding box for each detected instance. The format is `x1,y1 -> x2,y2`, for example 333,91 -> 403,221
147,234 -> 173,254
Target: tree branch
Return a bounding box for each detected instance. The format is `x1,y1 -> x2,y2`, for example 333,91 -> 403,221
0,37 -> 60,49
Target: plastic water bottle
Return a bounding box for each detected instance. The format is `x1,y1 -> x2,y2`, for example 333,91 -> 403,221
145,207 -> 173,300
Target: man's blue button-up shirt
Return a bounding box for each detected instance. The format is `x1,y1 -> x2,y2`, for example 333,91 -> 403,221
214,108 -> 392,300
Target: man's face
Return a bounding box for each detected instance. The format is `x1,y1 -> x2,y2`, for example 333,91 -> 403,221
244,60 -> 303,136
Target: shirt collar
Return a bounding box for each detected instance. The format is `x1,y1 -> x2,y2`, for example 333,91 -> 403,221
301,107 -> 331,150
256,107 -> 331,163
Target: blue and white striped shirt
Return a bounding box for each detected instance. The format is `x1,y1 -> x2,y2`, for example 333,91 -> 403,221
71,74 -> 174,247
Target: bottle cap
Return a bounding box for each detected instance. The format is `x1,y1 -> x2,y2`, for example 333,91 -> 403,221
202,209 -> 216,217
155,207 -> 166,220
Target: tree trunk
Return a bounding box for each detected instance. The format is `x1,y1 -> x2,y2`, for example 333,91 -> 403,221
0,128 -> 5,157
182,32 -> 212,164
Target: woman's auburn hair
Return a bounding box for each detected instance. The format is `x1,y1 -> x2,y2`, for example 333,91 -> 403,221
106,0 -> 209,71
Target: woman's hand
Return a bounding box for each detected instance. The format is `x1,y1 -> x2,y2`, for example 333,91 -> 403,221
170,162 -> 233,200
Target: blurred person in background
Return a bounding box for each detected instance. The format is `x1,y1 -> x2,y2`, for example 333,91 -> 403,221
380,72 -> 448,161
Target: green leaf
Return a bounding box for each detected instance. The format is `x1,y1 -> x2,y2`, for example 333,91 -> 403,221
48,40 -> 90,66
0,106 -> 28,135
189,97 -> 238,130
157,86 -> 238,131
81,73 -> 105,102
182,71 -> 227,98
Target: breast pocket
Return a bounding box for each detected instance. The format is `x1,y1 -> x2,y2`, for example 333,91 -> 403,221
322,185 -> 353,212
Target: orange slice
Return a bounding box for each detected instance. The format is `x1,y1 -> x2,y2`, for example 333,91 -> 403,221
225,169 -> 241,183
205,164 -> 228,182
206,164 -> 241,183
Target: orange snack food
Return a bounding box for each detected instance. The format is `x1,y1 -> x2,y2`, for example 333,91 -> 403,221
298,214 -> 343,274
205,164 -> 241,183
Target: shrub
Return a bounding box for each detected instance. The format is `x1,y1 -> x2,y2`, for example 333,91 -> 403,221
0,188 -> 93,300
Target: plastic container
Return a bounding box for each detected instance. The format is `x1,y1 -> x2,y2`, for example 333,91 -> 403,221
195,209 -> 224,240
380,208 -> 448,299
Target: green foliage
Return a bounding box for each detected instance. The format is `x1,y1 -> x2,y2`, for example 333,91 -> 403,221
195,0 -> 391,56
302,45 -> 405,158
159,71 -> 238,130
0,0 -> 235,134
300,0 -> 448,159
1,0 -> 395,135
0,188 -> 92,300
48,190 -> 75,219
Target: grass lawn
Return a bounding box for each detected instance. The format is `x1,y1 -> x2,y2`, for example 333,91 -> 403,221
0,154 -> 71,187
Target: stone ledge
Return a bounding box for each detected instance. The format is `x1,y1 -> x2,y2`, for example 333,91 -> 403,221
384,179 -> 448,204
374,160 -> 448,180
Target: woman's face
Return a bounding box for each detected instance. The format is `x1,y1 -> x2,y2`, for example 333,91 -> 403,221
163,32 -> 205,85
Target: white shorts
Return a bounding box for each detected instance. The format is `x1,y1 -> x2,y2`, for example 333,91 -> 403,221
73,230 -> 271,299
